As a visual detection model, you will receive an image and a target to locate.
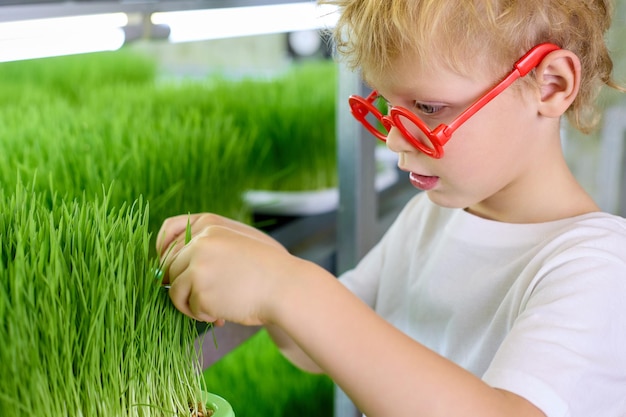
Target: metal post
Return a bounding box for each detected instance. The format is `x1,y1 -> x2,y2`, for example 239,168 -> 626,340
333,62 -> 378,417
336,63 -> 379,274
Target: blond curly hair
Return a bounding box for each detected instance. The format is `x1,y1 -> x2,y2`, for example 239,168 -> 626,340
319,0 -> 623,133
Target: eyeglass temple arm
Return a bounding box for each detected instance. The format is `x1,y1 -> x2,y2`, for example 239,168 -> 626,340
444,43 -> 561,137
515,43 -> 560,76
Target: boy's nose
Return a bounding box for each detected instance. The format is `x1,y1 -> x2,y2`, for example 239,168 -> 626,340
385,125 -> 417,154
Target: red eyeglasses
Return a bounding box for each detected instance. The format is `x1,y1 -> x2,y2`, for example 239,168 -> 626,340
348,43 -> 561,159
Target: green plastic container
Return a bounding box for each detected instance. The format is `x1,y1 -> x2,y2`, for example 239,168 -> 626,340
204,392 -> 235,417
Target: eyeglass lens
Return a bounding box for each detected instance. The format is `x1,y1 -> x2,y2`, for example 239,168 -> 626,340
366,96 -> 390,136
364,100 -> 437,151
393,112 -> 437,150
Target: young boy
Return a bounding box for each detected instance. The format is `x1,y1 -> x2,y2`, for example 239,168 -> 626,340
157,1 -> 626,416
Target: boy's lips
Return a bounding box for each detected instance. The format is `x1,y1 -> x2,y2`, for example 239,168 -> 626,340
409,172 -> 439,191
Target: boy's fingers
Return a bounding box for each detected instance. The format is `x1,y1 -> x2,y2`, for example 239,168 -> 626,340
167,266 -> 194,316
158,213 -> 204,252
158,237 -> 191,285
168,265 -> 220,323
156,213 -> 218,255
158,213 -> 284,258
156,215 -> 187,255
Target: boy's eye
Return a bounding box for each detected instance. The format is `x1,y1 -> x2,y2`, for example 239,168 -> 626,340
414,102 -> 443,115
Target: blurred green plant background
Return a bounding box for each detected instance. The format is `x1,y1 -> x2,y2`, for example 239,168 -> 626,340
0,49 -> 336,416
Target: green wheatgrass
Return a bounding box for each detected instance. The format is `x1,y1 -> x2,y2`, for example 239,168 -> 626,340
0,51 -> 337,416
0,79 -> 254,239
0,182 -> 207,416
0,52 -> 337,208
202,61 -> 338,192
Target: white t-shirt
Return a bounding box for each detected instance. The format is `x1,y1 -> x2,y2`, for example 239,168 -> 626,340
339,193 -> 626,417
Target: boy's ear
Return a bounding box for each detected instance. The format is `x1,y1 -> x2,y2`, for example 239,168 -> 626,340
534,49 -> 581,118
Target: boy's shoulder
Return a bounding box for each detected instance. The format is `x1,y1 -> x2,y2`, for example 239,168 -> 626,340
399,193 -> 626,263
546,211 -> 626,265
554,211 -> 626,244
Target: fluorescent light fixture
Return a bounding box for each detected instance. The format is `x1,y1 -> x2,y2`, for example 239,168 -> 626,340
0,13 -> 127,63
151,3 -> 339,43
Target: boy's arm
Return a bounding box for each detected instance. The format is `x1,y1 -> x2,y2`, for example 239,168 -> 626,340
265,324 -> 324,374
160,216 -> 544,417
270,259 -> 545,417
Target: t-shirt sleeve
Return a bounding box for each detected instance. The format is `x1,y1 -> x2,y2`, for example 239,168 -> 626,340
483,249 -> 626,417
338,193 -> 426,308
337,243 -> 384,308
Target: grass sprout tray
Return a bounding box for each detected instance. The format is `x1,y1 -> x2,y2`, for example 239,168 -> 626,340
244,158 -> 398,215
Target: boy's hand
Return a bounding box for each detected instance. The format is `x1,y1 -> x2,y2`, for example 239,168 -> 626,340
156,213 -> 286,259
156,213 -> 294,326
